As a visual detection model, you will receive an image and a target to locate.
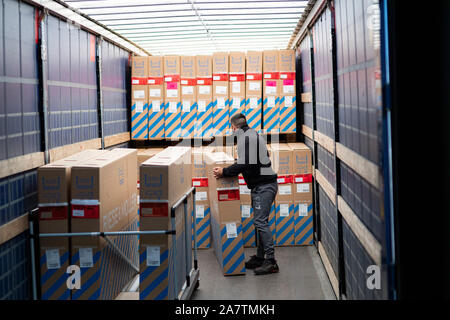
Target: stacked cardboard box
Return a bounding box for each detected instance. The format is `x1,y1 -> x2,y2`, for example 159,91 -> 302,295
38,149 -> 107,300
238,175 -> 256,248
195,56 -> 213,139
288,143 -> 313,245
279,50 -> 297,133
148,56 -> 165,140
245,51 -> 263,133
271,144 -> 295,246
164,56 -> 181,140
139,147 -> 192,300
131,56 -> 149,140
263,50 -> 280,134
212,52 -> 230,137
228,52 -> 246,121
180,56 -> 197,139
70,148 -> 138,300
205,152 -> 246,276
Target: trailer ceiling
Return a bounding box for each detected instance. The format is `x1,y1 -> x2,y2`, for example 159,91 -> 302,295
62,0 -> 308,55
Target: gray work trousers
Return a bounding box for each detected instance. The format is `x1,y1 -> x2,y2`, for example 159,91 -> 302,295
251,181 -> 278,260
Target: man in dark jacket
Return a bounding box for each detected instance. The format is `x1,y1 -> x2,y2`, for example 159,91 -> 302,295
213,113 -> 279,275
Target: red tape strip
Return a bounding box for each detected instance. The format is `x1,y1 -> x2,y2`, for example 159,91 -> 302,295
147,77 -> 164,85
264,72 -> 280,80
277,175 -> 294,184
246,73 -> 262,81
279,72 -> 296,80
181,78 -> 197,86
164,74 -> 180,82
218,189 -> 240,201
229,74 -> 245,82
131,77 -> 147,85
140,202 -> 169,217
39,206 -> 68,220
293,174 -> 313,183
213,74 -> 229,81
192,178 -> 209,187
197,77 -> 213,85
72,204 -> 100,219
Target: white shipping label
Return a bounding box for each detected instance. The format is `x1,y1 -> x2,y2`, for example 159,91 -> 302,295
280,204 -> 290,217
79,248 -> 94,268
45,249 -> 61,270
196,191 -> 207,201
135,101 -> 144,113
295,177 -> 304,183
232,97 -> 240,109
249,82 -> 260,91
199,86 -> 210,94
283,85 -> 295,94
182,86 -> 194,95
232,82 -> 241,93
216,85 -> 227,95
226,222 -> 238,239
239,185 -> 250,195
196,205 -> 205,219
241,205 -> 251,218
169,102 -> 177,113
268,96 -> 275,108
152,100 -> 161,112
167,89 -> 178,98
250,98 -> 258,109
182,100 -> 191,112
297,183 -> 310,193
72,209 -> 84,217
285,96 -> 293,107
279,185 -> 292,195
217,97 -> 225,109
198,100 -> 206,112
133,90 -> 145,99
149,89 -> 161,97
266,86 -> 277,95
146,246 -> 160,267
299,204 -> 309,217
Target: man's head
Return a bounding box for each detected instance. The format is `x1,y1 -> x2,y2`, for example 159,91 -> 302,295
230,113 -> 248,132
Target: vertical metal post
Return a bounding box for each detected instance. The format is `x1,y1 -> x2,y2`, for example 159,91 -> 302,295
96,36 -> 105,149
192,189 -> 198,270
171,207 -> 177,300
38,11 -> 50,164
29,220 -> 38,300
183,198 -> 190,288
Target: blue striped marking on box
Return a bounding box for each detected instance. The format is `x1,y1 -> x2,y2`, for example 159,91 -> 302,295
131,102 -> 148,140
241,206 -> 256,248
262,97 -> 280,133
164,101 -> 181,139
40,250 -> 70,300
181,102 -> 197,139
194,101 -> 214,138
71,249 -> 102,300
228,98 -> 246,119
148,101 -> 165,139
139,248 -> 169,300
279,96 -> 297,133
220,225 -> 246,275
192,207 -> 211,249
294,203 -> 314,245
275,204 -> 295,246
245,97 -> 262,132
269,204 -> 277,245
212,98 -> 230,137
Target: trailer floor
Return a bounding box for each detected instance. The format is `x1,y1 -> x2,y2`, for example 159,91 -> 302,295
191,246 -> 336,300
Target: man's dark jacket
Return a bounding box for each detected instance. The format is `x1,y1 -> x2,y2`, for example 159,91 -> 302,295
222,125 -> 277,189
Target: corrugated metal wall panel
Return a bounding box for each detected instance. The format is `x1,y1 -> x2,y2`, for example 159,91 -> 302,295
0,0 -> 40,160
101,40 -> 129,137
299,34 -> 313,129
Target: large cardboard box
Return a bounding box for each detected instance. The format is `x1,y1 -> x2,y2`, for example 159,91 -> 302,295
238,175 -> 251,203
245,51 -> 263,133
205,152 -> 246,276
132,56 -> 149,140
294,199 -> 314,246
148,56 -> 165,140
38,149 -> 107,300
180,56 -> 197,139
164,56 -> 181,140
279,50 -> 296,133
263,50 -> 280,134
270,143 -> 293,175
139,147 -> 192,300
212,52 -> 230,137
288,143 -> 312,174
228,52 -> 246,120
137,148 -> 165,167
70,148 -> 138,300
240,202 -> 256,248
275,171 -> 294,247
195,56 -> 213,139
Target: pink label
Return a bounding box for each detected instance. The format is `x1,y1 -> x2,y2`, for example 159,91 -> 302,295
283,80 -> 294,86
266,81 -> 277,87
167,82 -> 178,89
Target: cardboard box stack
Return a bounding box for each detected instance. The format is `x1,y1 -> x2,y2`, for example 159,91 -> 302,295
212,52 -> 230,137
288,143 -> 313,245
180,56 -> 197,139
245,51 -> 263,133
228,52 -> 246,121
238,175 -> 256,248
195,55 -> 214,139
163,56 -> 181,140
139,147 -> 192,300
38,149 -> 107,300
279,50 -> 297,133
271,144 -> 295,246
263,50 -> 280,134
148,56 -> 165,140
131,56 -> 149,140
70,149 -> 138,300
205,152 -> 246,276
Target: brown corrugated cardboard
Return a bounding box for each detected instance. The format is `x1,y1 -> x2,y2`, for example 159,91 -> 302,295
137,148 -> 165,167
164,56 -> 181,140
181,56 -> 197,139
270,143 -> 293,175
238,175 -> 251,203
131,56 -> 148,81
132,57 -> 149,140
294,199 -> 313,246
213,52 -> 230,137
240,201 -> 256,248
278,50 -> 296,134
246,51 -> 263,133
195,55 -> 213,138
287,143 -> 312,174
148,56 -> 165,140
275,199 -> 294,246
229,52 -> 246,118
263,50 -> 280,134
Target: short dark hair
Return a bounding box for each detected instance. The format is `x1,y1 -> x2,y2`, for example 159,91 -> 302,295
230,113 -> 247,129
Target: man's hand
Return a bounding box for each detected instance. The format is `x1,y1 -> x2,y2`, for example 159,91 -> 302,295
213,167 -> 223,179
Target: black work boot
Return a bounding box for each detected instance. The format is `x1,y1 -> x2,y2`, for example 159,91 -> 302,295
245,255 -> 265,269
254,258 -> 279,275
